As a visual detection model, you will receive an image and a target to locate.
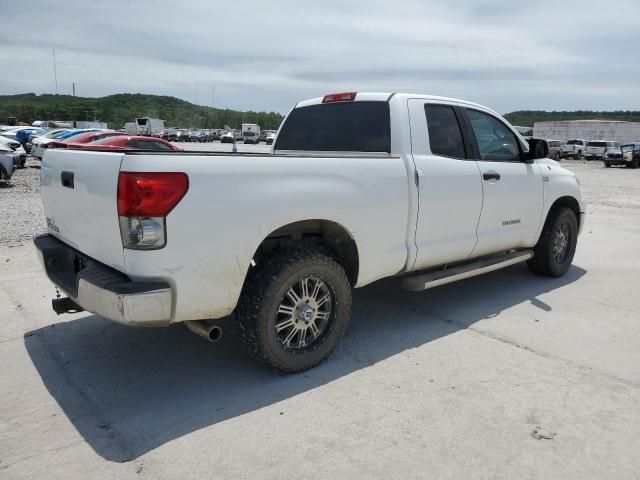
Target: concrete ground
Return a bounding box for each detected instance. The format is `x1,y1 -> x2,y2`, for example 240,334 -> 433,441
1,157 -> 639,479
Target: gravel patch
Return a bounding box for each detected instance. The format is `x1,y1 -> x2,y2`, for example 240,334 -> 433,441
0,156 -> 46,247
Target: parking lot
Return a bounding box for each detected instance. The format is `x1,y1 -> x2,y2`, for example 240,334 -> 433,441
1,152 -> 639,479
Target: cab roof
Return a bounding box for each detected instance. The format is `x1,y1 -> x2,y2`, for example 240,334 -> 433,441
295,92 -> 501,118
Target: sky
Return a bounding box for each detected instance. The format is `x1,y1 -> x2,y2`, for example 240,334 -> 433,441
0,0 -> 638,114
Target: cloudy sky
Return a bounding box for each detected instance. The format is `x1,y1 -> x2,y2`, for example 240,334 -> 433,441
0,0 -> 638,114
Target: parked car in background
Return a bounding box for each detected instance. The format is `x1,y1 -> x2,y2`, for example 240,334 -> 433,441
60,131 -> 126,145
561,139 -> 587,159
0,143 -> 17,181
602,146 -> 623,167
0,136 -> 27,168
32,129 -> 103,160
266,131 -> 276,145
30,129 -> 75,160
188,130 -> 202,142
585,141 -> 619,160
2,127 -> 46,152
220,130 -> 235,143
606,143 -> 640,169
547,140 -> 563,160
27,128 -> 69,151
174,130 -> 190,142
160,129 -> 178,141
68,135 -> 182,151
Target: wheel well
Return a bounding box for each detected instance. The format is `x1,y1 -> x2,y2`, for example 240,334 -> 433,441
549,196 -> 581,229
252,220 -> 359,285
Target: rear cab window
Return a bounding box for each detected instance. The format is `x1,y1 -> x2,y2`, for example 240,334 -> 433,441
424,104 -> 466,159
275,101 -> 391,152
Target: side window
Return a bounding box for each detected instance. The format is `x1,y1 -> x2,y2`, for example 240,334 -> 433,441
424,104 -> 466,159
466,109 -> 521,162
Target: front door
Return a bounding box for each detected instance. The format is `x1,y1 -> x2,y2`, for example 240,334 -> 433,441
408,99 -> 483,270
462,108 -> 543,256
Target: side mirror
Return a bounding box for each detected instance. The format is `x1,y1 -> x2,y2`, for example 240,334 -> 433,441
526,138 -> 549,162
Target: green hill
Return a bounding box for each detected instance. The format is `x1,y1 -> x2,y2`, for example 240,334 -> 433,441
3,93 -> 638,131
504,110 -> 640,127
0,93 -> 284,130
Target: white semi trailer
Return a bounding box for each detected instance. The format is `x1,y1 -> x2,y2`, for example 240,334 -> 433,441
135,117 -> 165,136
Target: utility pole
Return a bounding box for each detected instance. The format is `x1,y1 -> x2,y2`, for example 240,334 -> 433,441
72,82 -> 76,96
212,85 -> 215,109
52,50 -> 59,95
195,82 -> 198,105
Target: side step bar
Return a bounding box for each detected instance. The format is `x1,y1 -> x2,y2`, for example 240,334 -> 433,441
401,250 -> 534,292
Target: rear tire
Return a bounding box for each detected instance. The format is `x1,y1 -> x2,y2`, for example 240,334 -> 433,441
631,158 -> 639,169
604,162 -> 611,168
527,207 -> 578,277
235,247 -> 352,373
554,151 -> 561,161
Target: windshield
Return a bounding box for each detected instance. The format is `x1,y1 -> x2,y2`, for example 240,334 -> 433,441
275,101 -> 391,152
566,140 -> 582,145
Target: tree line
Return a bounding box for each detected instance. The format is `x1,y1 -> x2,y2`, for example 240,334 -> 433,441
0,93 -> 285,130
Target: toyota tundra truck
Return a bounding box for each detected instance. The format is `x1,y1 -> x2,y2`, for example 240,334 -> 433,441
35,92 -> 585,372
560,139 -> 587,159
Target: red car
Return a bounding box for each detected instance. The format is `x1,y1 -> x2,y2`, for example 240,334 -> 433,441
66,135 -> 181,152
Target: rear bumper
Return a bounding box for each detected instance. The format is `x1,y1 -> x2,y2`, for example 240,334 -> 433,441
34,234 -> 172,327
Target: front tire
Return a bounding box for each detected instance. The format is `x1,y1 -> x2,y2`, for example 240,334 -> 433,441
527,207 -> 578,277
575,150 -> 583,160
604,162 -> 611,168
554,151 -> 561,161
236,248 -> 352,373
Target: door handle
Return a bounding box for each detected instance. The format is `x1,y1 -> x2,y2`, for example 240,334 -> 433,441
483,171 -> 500,181
61,171 -> 74,189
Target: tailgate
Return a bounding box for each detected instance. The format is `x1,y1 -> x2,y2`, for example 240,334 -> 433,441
40,149 -> 126,270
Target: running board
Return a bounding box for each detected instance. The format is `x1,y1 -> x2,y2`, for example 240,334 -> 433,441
401,250 -> 534,292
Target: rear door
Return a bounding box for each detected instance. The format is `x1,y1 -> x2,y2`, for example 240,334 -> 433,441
40,149 -> 126,270
461,108 -> 543,256
409,100 -> 483,269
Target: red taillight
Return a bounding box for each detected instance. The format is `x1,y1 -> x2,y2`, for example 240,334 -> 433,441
117,172 -> 189,217
322,92 -> 357,103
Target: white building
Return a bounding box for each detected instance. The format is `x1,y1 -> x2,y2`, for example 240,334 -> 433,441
533,120 -> 640,144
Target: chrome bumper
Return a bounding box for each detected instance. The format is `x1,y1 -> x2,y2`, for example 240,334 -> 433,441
34,234 -> 172,327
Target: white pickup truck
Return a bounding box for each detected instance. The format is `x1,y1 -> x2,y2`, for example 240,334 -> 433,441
560,139 -> 587,159
35,92 -> 585,372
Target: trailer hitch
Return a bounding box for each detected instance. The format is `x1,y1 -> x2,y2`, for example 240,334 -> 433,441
52,297 -> 84,315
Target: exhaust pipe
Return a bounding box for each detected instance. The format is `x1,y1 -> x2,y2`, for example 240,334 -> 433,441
185,320 -> 223,343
